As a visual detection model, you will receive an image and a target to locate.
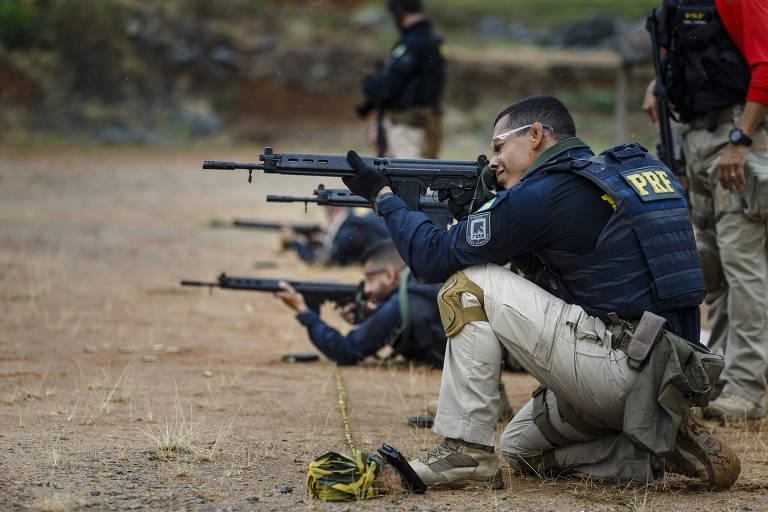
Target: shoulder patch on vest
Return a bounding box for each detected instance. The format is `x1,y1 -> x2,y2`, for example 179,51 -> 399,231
392,44 -> 407,59
620,168 -> 681,202
466,211 -> 491,247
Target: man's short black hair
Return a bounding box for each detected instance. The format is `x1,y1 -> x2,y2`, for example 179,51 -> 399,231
493,95 -> 576,141
387,0 -> 423,15
363,239 -> 404,267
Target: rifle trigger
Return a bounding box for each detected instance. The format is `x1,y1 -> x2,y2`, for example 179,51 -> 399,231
208,285 -> 213,296
304,201 -> 308,214
248,170 -> 253,183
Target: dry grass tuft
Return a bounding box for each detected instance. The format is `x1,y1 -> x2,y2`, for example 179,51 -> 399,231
50,434 -> 63,468
142,387 -> 200,459
195,417 -> 236,462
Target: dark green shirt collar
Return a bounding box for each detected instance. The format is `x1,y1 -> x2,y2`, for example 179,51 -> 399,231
520,137 -> 591,180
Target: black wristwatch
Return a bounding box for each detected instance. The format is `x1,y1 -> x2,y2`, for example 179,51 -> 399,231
728,128 -> 753,147
373,191 -> 396,215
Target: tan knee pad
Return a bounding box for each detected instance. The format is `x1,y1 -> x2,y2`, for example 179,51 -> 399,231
437,272 -> 487,337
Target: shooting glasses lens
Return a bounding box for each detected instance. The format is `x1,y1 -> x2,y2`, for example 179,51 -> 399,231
492,124 -> 554,158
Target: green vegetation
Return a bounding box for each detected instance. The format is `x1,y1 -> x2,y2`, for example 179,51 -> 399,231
430,0 -> 659,27
0,0 -> 40,48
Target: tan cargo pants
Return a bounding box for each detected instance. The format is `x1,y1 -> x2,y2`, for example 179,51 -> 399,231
682,108 -> 768,405
386,108 -> 442,159
434,264 -> 657,481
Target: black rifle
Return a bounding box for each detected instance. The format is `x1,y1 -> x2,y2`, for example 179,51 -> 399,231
181,273 -> 365,321
203,147 -> 489,213
266,184 -> 454,228
647,9 -> 684,177
231,220 -> 324,237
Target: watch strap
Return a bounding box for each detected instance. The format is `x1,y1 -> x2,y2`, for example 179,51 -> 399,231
373,192 -> 396,215
730,128 -> 753,147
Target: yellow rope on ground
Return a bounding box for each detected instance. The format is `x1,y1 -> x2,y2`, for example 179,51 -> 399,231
306,366 -> 380,501
334,365 -> 356,452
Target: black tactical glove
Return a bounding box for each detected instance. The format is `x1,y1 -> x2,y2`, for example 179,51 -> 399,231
343,150 -> 390,202
437,188 -> 474,221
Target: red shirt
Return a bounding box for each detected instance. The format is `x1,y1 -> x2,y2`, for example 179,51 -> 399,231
716,0 -> 768,105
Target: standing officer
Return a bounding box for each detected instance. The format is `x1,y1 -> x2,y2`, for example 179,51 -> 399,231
644,0 -> 768,420
357,0 -> 445,158
274,241 -> 446,367
342,96 -> 739,490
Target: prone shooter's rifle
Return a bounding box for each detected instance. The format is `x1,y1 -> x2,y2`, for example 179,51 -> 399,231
266,184 -> 454,229
230,220 -> 324,237
181,273 -> 365,322
203,147 -> 488,214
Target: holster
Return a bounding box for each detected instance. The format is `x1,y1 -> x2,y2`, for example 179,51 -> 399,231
437,272 -> 487,337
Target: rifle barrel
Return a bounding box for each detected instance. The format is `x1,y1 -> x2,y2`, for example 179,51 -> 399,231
203,161 -> 264,171
265,195 -> 317,204
180,280 -> 218,287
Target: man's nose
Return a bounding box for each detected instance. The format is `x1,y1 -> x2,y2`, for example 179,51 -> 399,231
489,155 -> 500,170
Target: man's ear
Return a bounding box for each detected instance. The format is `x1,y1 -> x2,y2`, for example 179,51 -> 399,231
387,264 -> 400,285
530,122 -> 546,150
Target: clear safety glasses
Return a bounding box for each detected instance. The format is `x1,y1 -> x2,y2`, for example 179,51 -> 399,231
491,123 -> 554,158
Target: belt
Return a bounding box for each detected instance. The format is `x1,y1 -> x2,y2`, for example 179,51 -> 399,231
389,107 -> 441,126
688,106 -> 738,131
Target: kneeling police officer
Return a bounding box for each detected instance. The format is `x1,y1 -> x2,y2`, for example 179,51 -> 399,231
342,95 -> 740,490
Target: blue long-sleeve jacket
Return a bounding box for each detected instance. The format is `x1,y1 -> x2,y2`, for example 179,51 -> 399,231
376,139 -> 701,343
295,278 -> 445,366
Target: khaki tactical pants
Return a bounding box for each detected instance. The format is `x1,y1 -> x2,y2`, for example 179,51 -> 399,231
434,264 -> 657,481
386,108 -> 442,159
682,107 -> 768,405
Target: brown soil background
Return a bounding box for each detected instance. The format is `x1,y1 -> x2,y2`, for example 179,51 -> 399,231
1,146 -> 767,512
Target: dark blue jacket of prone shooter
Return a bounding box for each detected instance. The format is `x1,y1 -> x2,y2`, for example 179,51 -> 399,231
362,20 -> 445,112
291,210 -> 389,266
377,139 -> 706,344
296,273 -> 446,367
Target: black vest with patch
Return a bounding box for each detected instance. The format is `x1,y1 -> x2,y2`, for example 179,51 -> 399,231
534,144 -> 705,320
655,0 -> 749,122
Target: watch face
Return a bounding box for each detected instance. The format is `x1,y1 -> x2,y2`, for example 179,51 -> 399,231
729,129 -> 742,144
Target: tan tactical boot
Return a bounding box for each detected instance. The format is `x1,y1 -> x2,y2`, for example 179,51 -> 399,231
665,414 -> 741,490
408,438 -> 504,489
703,393 -> 765,421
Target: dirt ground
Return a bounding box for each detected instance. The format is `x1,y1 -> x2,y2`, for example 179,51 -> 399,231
1,145 -> 767,512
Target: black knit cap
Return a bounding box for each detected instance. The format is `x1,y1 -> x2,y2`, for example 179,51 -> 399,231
386,0 -> 423,16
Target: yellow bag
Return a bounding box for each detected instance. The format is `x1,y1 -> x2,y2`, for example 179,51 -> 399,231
306,450 -> 381,501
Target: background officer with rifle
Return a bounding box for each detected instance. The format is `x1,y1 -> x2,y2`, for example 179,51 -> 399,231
181,242 -> 445,366
274,241 -> 447,367
277,205 -> 390,267
644,0 -> 768,421
357,0 -> 445,158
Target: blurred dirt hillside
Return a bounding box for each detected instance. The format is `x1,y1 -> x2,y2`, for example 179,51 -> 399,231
0,0 -> 660,149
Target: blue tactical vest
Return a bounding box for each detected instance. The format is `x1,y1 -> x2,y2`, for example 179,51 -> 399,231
534,143 -> 705,320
